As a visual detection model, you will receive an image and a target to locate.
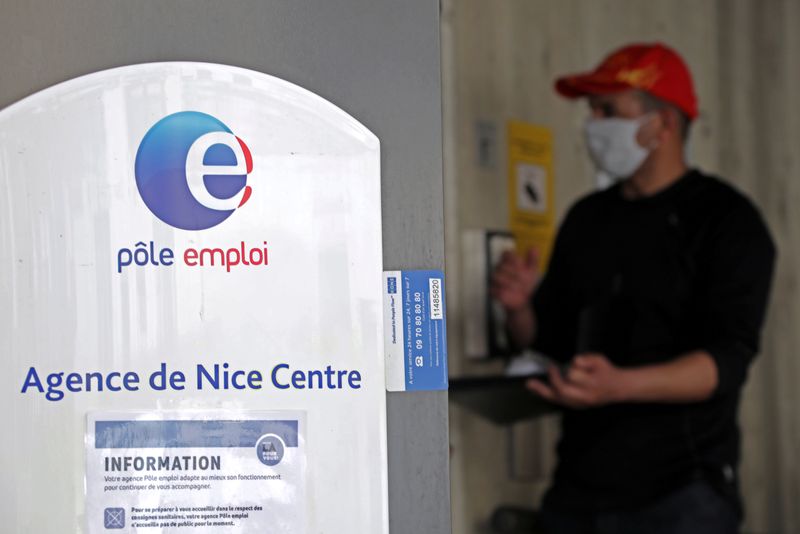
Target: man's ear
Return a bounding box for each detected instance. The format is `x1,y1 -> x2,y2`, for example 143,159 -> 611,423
663,107 -> 683,139
637,112 -> 664,150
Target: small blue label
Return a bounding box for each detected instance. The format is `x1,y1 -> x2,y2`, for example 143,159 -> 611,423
401,270 -> 448,391
255,434 -> 286,466
104,508 -> 125,529
387,276 -> 397,294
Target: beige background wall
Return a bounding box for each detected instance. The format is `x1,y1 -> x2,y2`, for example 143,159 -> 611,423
442,1 -> 799,532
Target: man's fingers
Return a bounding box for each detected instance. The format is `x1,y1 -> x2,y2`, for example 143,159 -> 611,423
573,354 -> 608,370
494,250 -> 536,291
533,368 -> 597,409
499,250 -> 523,268
549,366 -> 592,405
489,286 -> 516,304
566,365 -> 594,387
525,247 -> 539,270
548,365 -> 568,390
493,263 -> 523,281
526,379 -> 556,401
499,249 -> 516,263
491,271 -> 520,291
492,263 -> 525,278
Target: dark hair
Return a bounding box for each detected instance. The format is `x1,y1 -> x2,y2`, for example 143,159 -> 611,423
636,90 -> 692,141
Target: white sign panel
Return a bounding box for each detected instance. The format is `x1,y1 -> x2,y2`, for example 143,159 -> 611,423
0,63 -> 387,533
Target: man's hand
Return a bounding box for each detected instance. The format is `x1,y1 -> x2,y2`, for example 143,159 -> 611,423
490,248 -> 539,312
526,353 -> 630,409
526,351 -> 720,407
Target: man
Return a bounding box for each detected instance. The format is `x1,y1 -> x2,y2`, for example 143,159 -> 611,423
492,43 -> 775,534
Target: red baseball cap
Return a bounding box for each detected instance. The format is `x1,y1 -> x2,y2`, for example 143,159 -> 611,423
555,42 -> 698,120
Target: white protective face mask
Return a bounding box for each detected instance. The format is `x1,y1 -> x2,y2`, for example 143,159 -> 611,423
584,115 -> 656,180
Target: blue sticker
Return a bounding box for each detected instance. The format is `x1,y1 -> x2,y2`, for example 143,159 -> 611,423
400,270 -> 448,391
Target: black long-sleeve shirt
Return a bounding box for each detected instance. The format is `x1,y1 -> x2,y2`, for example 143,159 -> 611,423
532,169 -> 776,514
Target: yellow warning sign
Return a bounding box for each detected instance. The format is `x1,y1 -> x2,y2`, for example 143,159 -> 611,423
508,121 -> 554,227
507,121 -> 555,268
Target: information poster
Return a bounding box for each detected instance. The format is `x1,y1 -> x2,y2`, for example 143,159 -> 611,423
0,63 -> 388,533
87,412 -> 305,532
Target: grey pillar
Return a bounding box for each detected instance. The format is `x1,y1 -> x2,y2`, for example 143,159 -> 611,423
0,1 -> 451,532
